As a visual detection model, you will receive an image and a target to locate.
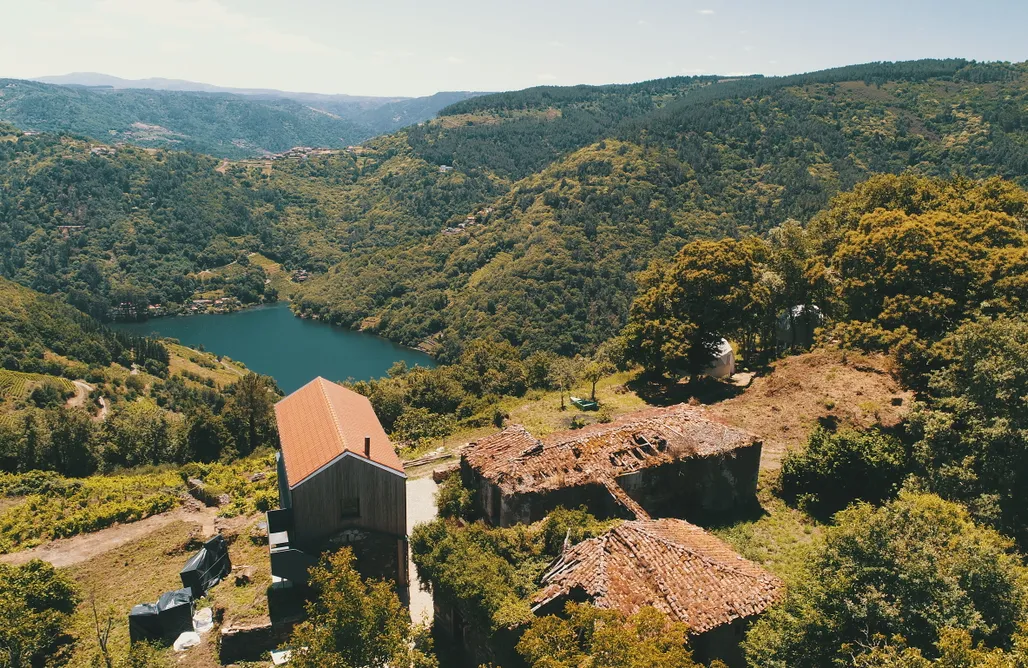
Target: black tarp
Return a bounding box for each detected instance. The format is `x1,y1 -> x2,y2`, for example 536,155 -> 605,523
156,588 -> 194,640
180,534 -> 231,599
128,603 -> 161,644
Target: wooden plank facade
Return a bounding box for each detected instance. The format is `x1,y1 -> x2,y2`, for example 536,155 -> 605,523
289,452 -> 407,545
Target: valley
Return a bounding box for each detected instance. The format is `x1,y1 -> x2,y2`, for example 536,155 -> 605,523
1,55 -> 1028,668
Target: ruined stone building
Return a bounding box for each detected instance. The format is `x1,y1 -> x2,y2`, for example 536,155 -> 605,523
461,404 -> 761,526
532,519 -> 784,667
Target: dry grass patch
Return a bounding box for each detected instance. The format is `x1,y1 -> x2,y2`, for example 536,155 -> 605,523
64,520 -> 206,667
709,349 -> 911,469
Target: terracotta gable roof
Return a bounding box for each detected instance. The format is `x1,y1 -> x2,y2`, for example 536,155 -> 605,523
275,377 -> 404,486
463,404 -> 759,495
533,519 -> 783,634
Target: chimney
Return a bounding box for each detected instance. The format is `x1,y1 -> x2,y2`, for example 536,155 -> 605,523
364,435 -> 371,458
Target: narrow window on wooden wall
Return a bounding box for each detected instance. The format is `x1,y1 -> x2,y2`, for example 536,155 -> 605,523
341,497 -> 360,518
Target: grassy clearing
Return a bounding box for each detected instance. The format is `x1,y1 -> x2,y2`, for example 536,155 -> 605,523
711,473 -> 823,585
167,343 -> 247,387
709,349 -> 911,469
63,520 -> 215,667
64,515 -> 274,668
204,518 -> 274,626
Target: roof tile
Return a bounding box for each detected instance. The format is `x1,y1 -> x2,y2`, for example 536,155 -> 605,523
275,377 -> 404,486
533,519 -> 784,634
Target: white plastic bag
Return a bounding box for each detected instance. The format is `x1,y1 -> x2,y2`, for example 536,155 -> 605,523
173,631 -> 201,652
193,607 -> 214,634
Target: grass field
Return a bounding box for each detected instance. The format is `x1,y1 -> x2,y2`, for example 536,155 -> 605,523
167,343 -> 248,387
65,520 -> 216,667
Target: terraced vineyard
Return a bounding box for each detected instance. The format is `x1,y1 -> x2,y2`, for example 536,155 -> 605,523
0,369 -> 75,401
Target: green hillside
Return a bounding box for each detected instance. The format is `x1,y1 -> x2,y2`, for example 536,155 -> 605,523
294,59 -> 1028,355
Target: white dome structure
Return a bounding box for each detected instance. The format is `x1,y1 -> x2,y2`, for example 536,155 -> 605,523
705,338 -> 736,379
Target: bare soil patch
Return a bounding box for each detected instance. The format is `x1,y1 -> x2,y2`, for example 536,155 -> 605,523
709,349 -> 911,469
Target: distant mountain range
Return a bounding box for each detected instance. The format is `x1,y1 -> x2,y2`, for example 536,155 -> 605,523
35,72 -> 408,105
0,73 -> 487,157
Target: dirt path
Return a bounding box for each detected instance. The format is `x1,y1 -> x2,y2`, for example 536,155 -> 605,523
216,159 -> 230,174
221,360 -> 245,377
67,380 -> 108,420
67,380 -> 93,409
0,505 -> 220,569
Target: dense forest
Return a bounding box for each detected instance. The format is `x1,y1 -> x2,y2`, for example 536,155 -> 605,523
0,79 -> 480,158
297,59 -> 1028,355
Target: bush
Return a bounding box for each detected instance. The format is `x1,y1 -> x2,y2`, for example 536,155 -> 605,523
780,427 -> 910,518
435,474 -> 475,520
745,493 -> 1028,667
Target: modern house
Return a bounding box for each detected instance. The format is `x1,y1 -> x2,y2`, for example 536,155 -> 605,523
267,377 -> 408,587
460,404 -> 762,527
531,519 -> 784,667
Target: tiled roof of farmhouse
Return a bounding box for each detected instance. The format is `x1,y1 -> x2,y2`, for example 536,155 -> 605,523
462,404 -> 758,495
275,377 -> 404,486
532,519 -> 784,634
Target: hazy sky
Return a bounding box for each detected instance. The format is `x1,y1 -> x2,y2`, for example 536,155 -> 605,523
3,0 -> 1027,97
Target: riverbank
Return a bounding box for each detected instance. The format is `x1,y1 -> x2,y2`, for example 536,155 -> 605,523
112,302 -> 435,394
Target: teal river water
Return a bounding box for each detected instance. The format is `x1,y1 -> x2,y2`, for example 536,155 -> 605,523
111,302 -> 434,394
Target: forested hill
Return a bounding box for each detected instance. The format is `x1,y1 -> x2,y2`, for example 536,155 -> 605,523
0,79 -> 479,158
3,59 -> 1028,360
294,59 -> 1028,355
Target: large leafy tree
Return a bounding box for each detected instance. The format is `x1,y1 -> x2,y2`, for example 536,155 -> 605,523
745,493 -> 1028,668
910,315 -> 1028,544
622,238 -> 768,376
517,603 -> 699,668
288,548 -> 436,668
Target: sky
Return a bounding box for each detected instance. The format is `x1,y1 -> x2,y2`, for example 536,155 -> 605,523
3,0 -> 1027,97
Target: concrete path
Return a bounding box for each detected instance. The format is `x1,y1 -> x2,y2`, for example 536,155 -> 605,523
406,477 -> 438,624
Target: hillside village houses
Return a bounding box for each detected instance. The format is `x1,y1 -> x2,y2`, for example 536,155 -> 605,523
264,379 -> 778,666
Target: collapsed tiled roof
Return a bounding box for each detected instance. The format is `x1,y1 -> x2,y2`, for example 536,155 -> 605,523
463,405 -> 759,495
532,519 -> 783,634
276,377 -> 404,486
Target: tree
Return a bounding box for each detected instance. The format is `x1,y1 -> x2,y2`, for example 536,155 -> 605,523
581,352 -> 615,402
548,357 -> 580,410
224,373 -> 278,456
622,238 -> 767,377
288,548 -> 437,668
392,407 -> 454,448
910,315 -> 1028,544
0,560 -> 79,668
517,603 -> 698,668
780,428 -> 910,518
184,406 -> 231,463
744,493 -> 1028,668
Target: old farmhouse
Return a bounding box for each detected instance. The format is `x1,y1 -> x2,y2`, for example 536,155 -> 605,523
461,404 -> 762,526
267,377 -> 408,587
532,519 -> 784,667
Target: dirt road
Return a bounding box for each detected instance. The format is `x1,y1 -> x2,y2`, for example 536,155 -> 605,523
66,380 -> 108,420
0,505 -> 220,569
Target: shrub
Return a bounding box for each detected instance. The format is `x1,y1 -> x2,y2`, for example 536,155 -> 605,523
780,427 -> 909,518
